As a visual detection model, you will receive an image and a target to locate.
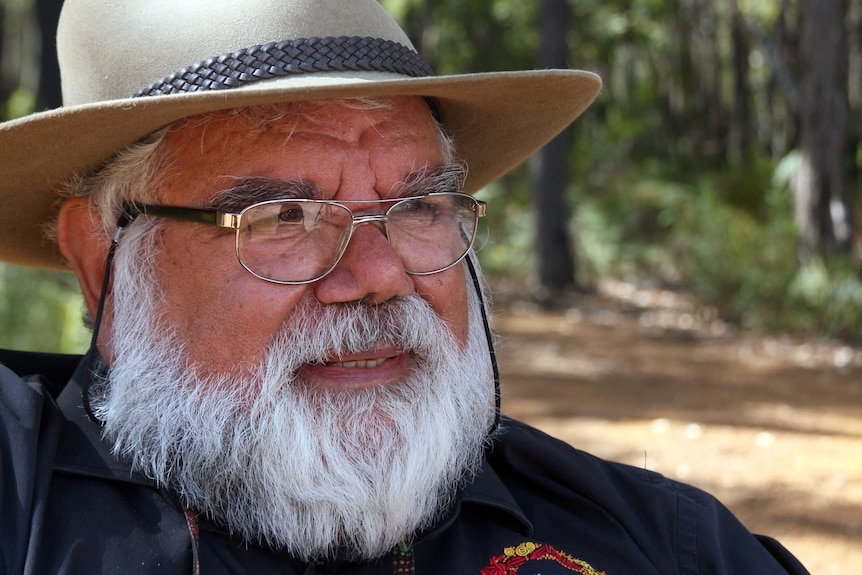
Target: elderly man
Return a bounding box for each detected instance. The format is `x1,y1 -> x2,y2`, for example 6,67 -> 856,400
0,1 -> 808,574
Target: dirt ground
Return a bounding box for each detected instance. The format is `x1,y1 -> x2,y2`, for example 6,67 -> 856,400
490,279 -> 862,575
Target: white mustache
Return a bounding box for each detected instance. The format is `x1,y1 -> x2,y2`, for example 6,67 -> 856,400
267,294 -> 447,369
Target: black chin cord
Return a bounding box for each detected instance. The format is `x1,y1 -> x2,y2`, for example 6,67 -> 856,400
81,210 -> 136,424
464,254 -> 501,433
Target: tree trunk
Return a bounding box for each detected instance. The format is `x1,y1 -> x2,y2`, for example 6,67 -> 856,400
531,0 -> 576,301
792,0 -> 852,261
403,0 -> 438,70
729,8 -> 753,162
847,0 -> 862,190
701,0 -> 726,157
36,0 -> 64,110
1,3 -> 11,115
765,3 -> 790,158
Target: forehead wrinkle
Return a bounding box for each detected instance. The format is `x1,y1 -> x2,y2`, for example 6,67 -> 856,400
169,108 -> 303,163
333,146 -> 377,200
274,114 -> 302,156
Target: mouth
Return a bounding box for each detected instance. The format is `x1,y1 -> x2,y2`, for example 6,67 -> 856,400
324,357 -> 390,369
301,347 -> 410,389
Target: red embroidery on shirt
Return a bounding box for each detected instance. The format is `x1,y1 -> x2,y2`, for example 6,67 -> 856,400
480,542 -> 605,575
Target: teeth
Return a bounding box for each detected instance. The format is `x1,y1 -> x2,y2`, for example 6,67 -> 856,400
327,358 -> 387,369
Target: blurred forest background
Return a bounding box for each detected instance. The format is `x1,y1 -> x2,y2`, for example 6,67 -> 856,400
1,0 -> 861,352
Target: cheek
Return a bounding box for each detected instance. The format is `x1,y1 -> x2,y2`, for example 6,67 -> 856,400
413,267 -> 470,347
152,228 -> 308,369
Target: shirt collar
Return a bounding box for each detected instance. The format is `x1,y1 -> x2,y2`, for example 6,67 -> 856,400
52,358 -> 151,485
419,434 -> 534,539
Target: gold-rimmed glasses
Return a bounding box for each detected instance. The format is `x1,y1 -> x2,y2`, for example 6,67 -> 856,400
130,192 -> 486,285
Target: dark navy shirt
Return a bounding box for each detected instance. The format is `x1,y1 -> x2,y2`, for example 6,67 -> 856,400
0,354 -> 809,574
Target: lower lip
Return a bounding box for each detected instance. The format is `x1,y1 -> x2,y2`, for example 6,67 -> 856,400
300,352 -> 411,389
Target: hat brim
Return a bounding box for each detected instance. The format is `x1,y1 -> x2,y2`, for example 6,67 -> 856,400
0,69 -> 601,270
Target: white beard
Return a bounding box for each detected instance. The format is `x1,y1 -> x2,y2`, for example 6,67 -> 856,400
92,223 -> 496,561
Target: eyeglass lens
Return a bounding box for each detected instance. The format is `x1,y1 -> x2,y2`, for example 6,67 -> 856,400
236,193 -> 480,284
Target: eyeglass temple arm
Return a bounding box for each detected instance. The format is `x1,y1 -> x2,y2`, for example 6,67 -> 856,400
131,204 -> 240,229
128,196 -> 483,229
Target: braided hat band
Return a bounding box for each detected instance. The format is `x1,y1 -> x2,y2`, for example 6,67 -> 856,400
133,36 -> 435,97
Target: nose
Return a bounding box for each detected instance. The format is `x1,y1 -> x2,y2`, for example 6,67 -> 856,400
312,219 -> 413,305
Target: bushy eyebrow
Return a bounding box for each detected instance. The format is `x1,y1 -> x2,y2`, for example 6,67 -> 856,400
208,162 -> 467,211
210,177 -> 316,211
392,162 -> 467,198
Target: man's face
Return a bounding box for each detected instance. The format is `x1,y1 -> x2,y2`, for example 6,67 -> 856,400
83,98 -> 494,561
138,97 -> 469,385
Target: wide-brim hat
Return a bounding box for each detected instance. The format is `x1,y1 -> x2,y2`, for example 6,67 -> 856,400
0,0 -> 601,271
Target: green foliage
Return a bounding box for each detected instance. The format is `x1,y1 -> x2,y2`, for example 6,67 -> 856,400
784,258 -> 862,338
577,174 -> 691,284
0,264 -> 89,353
380,0 -> 537,73
474,172 -> 536,278
667,175 -> 797,327
571,152 -> 862,339
3,88 -> 37,121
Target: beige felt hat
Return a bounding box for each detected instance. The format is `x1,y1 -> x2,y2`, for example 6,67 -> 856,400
0,0 -> 601,270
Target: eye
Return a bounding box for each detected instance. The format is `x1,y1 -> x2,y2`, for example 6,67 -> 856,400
399,198 -> 438,217
277,204 -> 305,224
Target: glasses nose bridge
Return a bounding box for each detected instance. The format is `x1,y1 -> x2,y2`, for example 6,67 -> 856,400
337,211 -> 392,257
350,211 -> 389,228
348,210 -> 390,236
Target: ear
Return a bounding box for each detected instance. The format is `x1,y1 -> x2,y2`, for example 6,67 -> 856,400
56,197 -> 111,319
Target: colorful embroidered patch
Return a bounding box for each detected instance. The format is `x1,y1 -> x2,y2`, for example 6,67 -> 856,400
392,539 -> 415,574
481,541 -> 605,575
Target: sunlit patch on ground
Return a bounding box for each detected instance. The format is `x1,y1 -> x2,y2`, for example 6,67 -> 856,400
493,280 -> 862,575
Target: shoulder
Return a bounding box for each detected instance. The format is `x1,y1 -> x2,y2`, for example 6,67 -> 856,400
0,349 -> 82,399
0,360 -> 60,433
0,350 -> 83,462
0,354 -> 72,457
487,417 -> 676,506
0,357 -> 192,573
486,417 -> 810,574
0,362 -> 68,574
